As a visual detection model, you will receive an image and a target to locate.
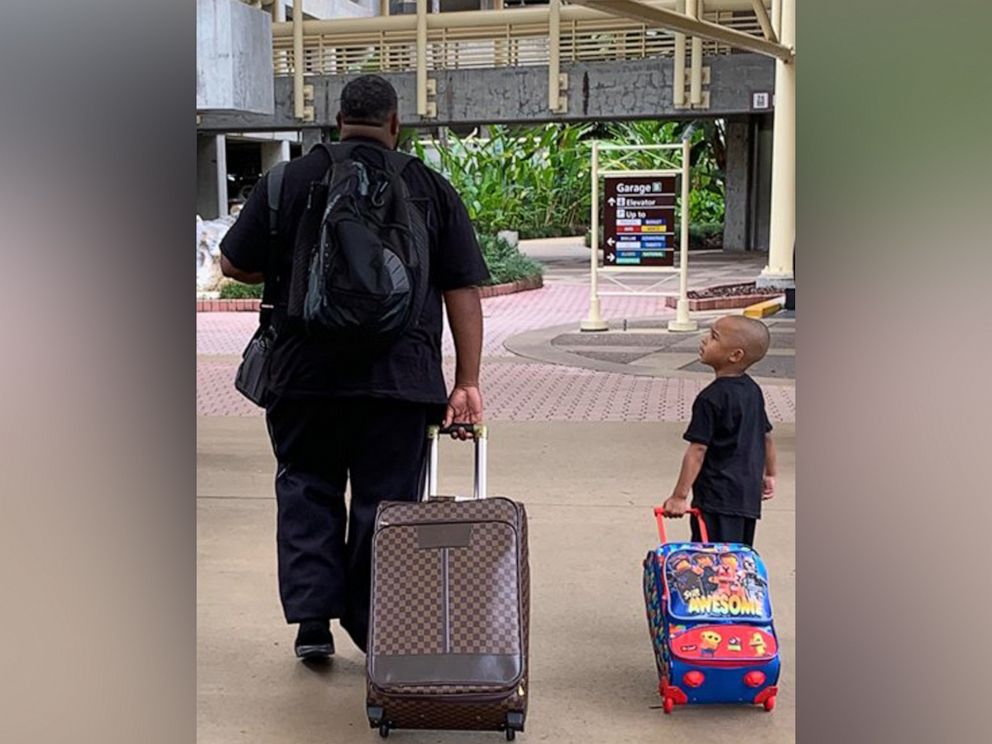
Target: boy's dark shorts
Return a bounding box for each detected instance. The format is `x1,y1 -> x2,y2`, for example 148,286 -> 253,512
691,511 -> 756,547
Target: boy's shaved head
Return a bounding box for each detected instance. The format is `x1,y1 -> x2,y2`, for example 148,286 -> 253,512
715,316 -> 771,367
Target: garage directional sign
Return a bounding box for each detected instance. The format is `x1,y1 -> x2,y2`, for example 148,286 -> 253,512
603,176 -> 676,267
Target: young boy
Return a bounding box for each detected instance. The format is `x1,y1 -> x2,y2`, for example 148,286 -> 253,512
661,315 -> 777,547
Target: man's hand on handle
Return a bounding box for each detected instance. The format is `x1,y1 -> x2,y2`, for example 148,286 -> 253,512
443,383 -> 483,440
443,286 -> 484,442
662,493 -> 690,518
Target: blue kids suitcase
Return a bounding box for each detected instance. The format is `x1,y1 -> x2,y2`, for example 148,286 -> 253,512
643,507 -> 780,714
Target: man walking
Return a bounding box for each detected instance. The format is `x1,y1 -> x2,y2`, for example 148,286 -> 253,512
220,75 -> 488,657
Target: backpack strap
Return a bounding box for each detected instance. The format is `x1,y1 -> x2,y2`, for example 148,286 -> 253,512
260,161 -> 288,328
266,161 -> 287,237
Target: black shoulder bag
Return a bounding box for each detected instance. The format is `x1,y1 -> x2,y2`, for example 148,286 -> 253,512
234,161 -> 287,407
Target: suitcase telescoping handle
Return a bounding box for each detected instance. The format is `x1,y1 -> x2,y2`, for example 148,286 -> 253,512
653,506 -> 710,544
424,423 -> 488,501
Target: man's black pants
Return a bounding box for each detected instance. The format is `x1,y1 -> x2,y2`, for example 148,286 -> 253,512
690,511 -> 757,547
265,396 -> 441,651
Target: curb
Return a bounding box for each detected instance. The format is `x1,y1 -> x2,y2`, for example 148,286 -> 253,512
663,293 -> 782,311
195,276 -> 544,312
196,298 -> 262,312
663,281 -> 783,312
743,298 -> 784,318
479,275 -> 544,299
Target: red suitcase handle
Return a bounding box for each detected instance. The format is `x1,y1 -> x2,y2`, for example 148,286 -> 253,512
653,506 -> 709,544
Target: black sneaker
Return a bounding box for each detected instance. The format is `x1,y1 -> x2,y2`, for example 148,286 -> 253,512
294,619 -> 334,660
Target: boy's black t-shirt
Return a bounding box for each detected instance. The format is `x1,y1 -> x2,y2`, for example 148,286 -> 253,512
683,374 -> 773,519
219,138 -> 490,405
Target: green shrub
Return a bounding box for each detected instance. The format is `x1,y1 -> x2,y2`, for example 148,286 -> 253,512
219,281 -> 264,299
216,236 -> 544,299
689,222 -> 724,249
414,119 -> 726,242
478,234 -> 544,285
413,124 -> 593,238
605,120 -> 726,226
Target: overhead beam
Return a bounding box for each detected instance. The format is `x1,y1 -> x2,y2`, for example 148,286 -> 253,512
570,0 -> 793,61
272,2 -> 769,37
750,0 -> 778,42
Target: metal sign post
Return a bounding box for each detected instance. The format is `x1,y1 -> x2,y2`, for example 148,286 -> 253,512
580,139 -> 698,333
580,142 -> 607,330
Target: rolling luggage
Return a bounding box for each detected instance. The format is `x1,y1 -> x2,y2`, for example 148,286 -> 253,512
643,507 -> 780,714
366,424 -> 530,740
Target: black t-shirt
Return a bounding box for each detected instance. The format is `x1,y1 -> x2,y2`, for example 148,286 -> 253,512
683,374 -> 773,519
220,138 -> 490,405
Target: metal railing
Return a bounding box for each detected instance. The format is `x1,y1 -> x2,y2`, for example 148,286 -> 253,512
271,5 -> 764,77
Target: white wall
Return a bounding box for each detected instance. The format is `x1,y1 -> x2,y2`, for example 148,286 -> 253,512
273,0 -> 377,19
197,0 -> 274,113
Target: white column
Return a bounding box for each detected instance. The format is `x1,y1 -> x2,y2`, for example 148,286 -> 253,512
261,139 -> 291,172
293,0 -> 304,120
416,0 -> 428,116
197,134 -> 228,220
549,0 -> 561,113
673,0 -> 686,108
759,0 -> 795,288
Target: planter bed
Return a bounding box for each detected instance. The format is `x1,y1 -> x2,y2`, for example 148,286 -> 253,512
664,282 -> 784,312
196,276 -> 544,312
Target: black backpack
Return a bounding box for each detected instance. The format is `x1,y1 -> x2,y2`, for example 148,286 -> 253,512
291,142 -> 431,351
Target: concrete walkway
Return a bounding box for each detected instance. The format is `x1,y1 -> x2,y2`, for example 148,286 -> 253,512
197,241 -> 795,743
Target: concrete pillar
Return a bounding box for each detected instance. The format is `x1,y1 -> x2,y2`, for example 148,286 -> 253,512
197,134 -> 227,220
723,118 -> 751,252
301,128 -> 323,152
758,0 -> 795,287
197,0 -> 273,114
261,140 -> 291,171
750,115 -> 773,253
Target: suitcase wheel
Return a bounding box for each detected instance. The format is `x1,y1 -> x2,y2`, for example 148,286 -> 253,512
378,723 -> 390,738
763,695 -> 776,712
663,696 -> 675,715
505,711 -> 525,739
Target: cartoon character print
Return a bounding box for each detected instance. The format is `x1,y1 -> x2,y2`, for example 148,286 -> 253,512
644,555 -> 667,671
670,554 -> 706,600
749,631 -> 768,657
713,553 -> 745,598
699,630 -> 722,656
740,554 -> 769,604
692,553 -> 719,597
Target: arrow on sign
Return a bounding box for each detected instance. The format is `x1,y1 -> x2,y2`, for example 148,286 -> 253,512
606,237 -> 615,246
606,253 -> 616,263
607,197 -> 616,206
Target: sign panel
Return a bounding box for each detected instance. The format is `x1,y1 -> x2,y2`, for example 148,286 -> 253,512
751,91 -> 773,110
603,176 -> 676,267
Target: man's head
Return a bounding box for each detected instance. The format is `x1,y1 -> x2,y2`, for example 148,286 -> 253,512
336,75 -> 400,148
698,315 -> 771,373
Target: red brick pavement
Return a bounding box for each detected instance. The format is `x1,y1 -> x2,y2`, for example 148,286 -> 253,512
198,357 -> 795,423
197,284 -> 671,357
197,282 -> 795,423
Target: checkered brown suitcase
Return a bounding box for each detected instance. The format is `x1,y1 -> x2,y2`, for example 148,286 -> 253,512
366,424 -> 529,740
